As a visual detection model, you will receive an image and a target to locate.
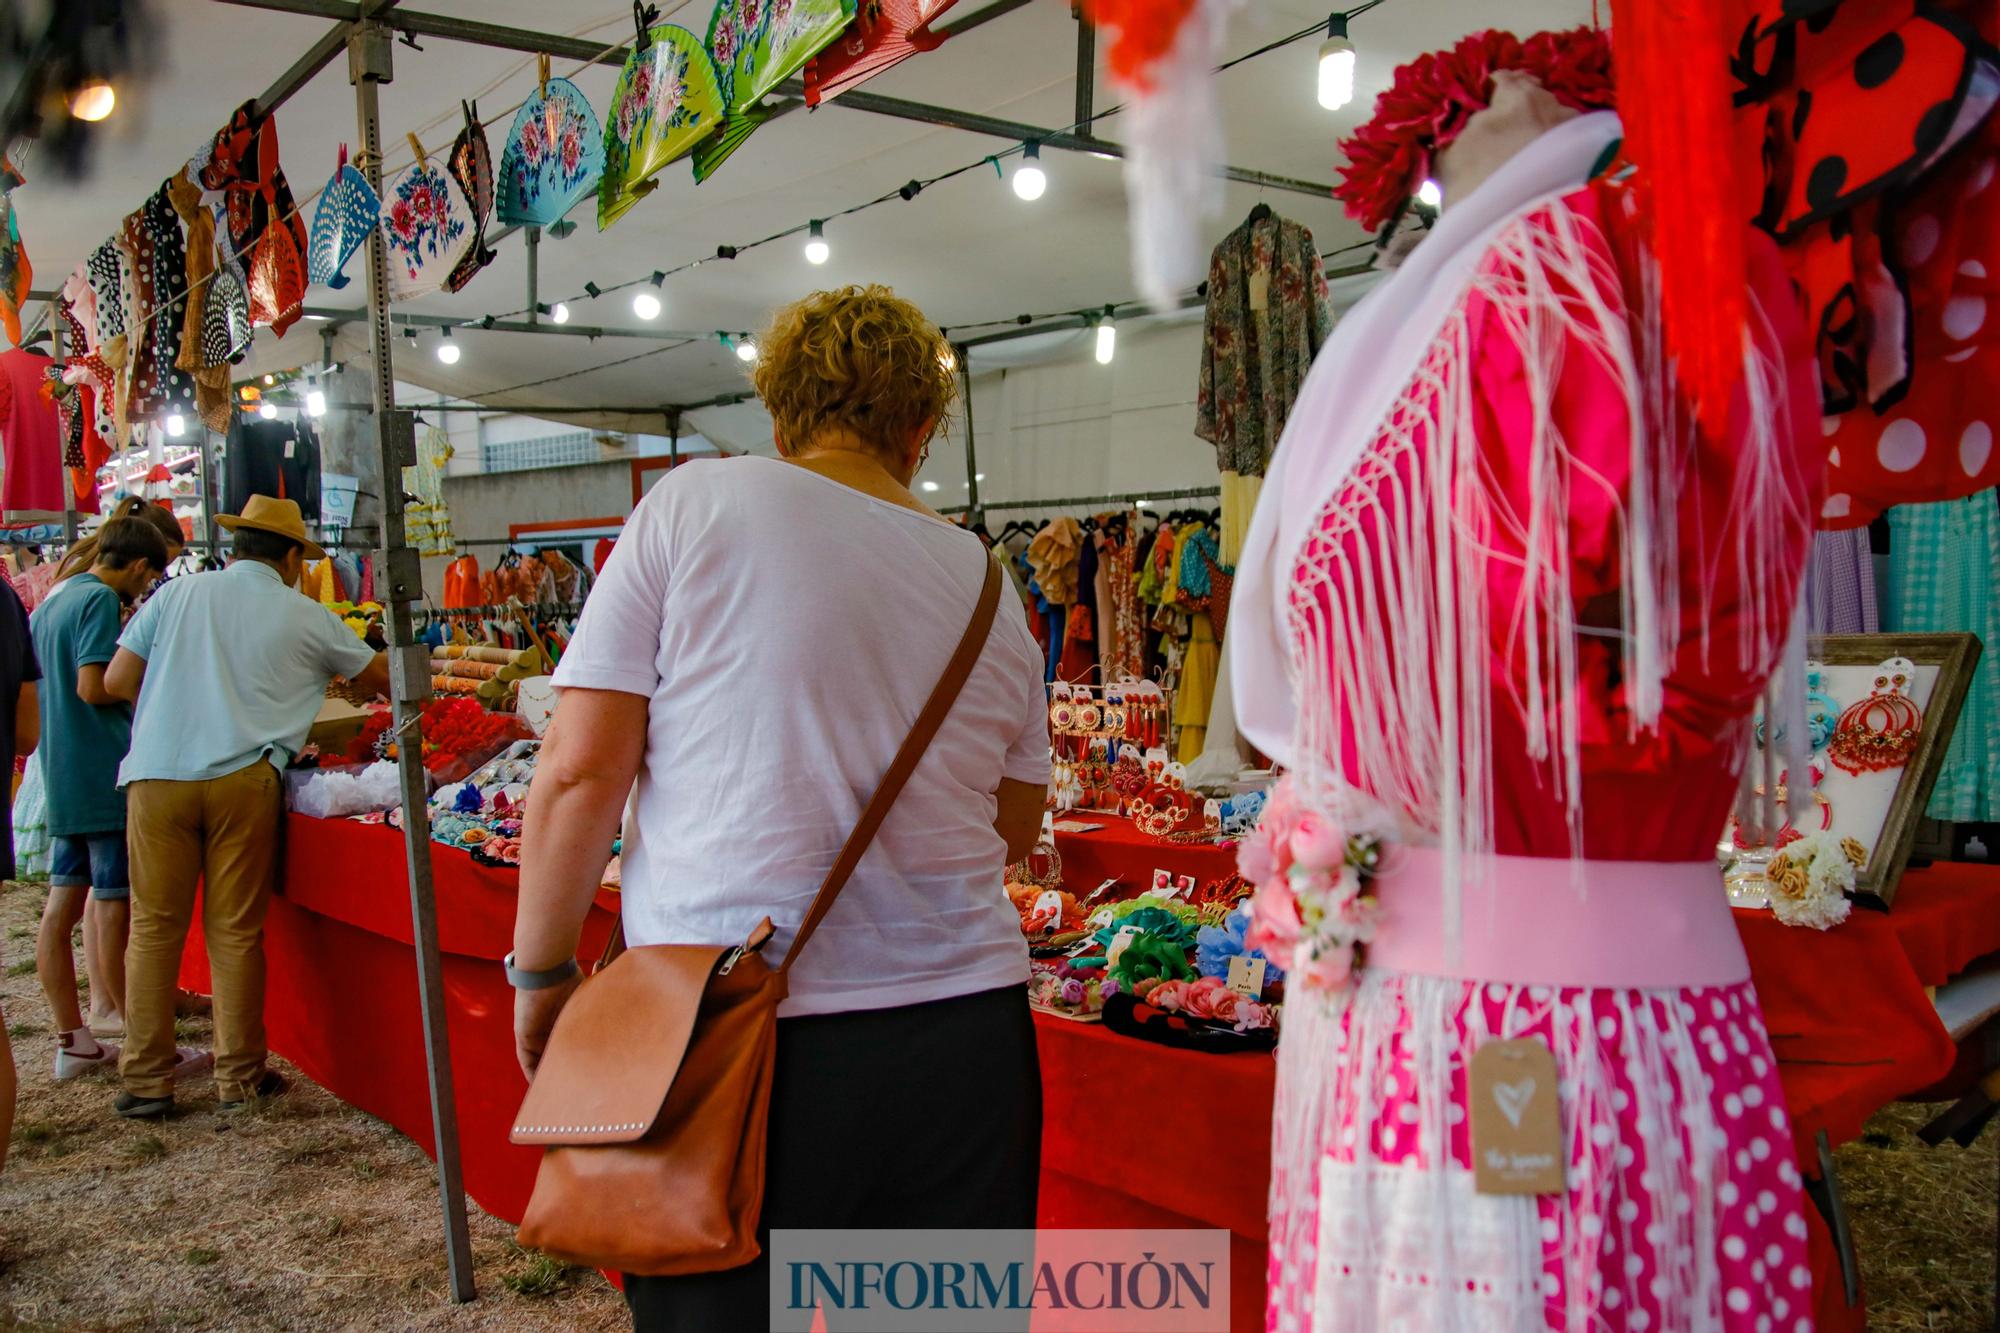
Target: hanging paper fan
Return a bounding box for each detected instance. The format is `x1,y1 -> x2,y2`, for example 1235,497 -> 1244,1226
695,0 -> 857,183
444,101 -> 498,293
380,156 -> 475,302
804,0 -> 956,107
202,265 -> 253,365
599,25 -> 727,230
496,77 -> 605,228
307,146 -> 379,291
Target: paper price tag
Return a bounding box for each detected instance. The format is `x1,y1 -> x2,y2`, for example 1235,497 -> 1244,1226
1248,269 -> 1271,313
1469,1038 -> 1565,1196
284,436 -> 297,459
1226,955 -> 1266,998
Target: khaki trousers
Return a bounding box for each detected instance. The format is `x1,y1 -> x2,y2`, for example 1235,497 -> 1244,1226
123,761 -> 282,1101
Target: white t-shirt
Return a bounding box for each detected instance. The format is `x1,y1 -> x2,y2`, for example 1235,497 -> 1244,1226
553,456 -> 1050,1016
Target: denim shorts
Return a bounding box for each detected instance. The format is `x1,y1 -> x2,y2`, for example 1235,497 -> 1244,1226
50,833 -> 131,901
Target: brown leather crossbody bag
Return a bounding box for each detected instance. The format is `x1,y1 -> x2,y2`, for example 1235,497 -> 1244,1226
510,559 -> 1003,1276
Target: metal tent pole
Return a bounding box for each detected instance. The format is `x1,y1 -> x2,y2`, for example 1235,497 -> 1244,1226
51,301 -> 76,543
350,20 -> 477,1304
196,425 -> 220,553
958,348 -> 980,524
524,226 -> 539,324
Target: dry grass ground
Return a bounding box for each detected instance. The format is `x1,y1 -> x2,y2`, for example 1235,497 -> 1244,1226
0,876 -> 1997,1329
0,877 -> 621,1331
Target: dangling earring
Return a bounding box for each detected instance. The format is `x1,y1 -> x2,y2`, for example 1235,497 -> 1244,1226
1829,657 -> 1925,775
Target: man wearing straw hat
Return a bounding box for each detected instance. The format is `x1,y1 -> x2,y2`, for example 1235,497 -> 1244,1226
102,496 -> 390,1119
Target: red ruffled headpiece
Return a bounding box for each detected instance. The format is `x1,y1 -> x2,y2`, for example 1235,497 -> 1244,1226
1334,26 -> 1616,232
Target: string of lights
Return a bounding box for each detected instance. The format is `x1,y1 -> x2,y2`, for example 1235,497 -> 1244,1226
456,4 -> 1384,347
68,1 -> 1399,418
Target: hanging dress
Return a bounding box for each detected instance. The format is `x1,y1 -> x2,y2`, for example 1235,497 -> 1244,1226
1884,493 -> 2000,821
1233,116 -> 1823,1333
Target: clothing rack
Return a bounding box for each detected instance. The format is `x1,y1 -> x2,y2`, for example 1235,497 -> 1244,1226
940,486 -> 1221,517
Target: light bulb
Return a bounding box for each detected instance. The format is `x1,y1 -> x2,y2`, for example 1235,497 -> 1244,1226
263,374 -> 275,385
919,480 -> 941,493
436,335 -> 461,365
1012,144 -> 1046,202
632,291 -> 662,320
1318,29 -> 1356,111
306,389 -> 328,417
734,337 -> 758,363
165,413 -> 185,438
258,401 -> 278,420
1417,178 -> 1442,208
804,221 -> 829,266
550,301 -> 571,324
1095,319 -> 1117,365
68,81 -> 116,123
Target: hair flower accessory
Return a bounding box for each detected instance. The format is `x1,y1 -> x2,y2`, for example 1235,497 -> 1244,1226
1194,901 -> 1284,992
1237,776 -> 1382,994
1765,831 -> 1855,931
1334,26 -> 1616,232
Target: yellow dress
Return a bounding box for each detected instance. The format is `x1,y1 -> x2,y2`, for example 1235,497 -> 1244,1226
1175,610 -> 1218,761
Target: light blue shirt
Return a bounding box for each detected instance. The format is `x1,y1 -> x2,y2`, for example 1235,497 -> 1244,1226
118,560 -> 377,786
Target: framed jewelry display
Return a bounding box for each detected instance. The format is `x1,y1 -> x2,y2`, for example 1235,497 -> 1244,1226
1733,632 -> 1981,909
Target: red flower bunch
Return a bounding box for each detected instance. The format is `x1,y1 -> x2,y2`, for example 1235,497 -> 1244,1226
418,697 -> 519,775
1334,26 -> 1615,232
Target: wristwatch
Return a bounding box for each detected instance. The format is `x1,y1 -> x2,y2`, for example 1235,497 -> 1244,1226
503,951 -> 580,990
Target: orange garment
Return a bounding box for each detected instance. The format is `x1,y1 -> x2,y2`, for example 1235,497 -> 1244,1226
442,554 -> 480,608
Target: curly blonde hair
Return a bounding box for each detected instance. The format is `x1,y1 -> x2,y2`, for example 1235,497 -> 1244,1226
753,285 -> 957,461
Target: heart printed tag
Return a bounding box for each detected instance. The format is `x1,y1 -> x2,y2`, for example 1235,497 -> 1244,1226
1469,1038 -> 1565,1195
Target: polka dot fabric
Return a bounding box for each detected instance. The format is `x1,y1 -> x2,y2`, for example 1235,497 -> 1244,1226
1268,976 -> 1816,1332
1821,118 -> 2000,527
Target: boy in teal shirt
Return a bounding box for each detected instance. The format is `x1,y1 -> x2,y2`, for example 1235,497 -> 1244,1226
29,516 -> 183,1080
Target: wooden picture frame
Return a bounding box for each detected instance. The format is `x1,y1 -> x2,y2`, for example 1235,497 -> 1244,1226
1816,632 -> 1983,909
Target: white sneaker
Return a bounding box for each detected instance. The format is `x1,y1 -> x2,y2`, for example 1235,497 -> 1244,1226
53,1039 -> 121,1080
173,1047 -> 214,1080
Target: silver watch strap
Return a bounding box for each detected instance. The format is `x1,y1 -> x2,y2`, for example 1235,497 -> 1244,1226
504,952 -> 580,990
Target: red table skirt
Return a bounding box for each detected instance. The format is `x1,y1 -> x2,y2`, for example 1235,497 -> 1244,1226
1051,818 -> 1240,897
179,818 -> 2000,1333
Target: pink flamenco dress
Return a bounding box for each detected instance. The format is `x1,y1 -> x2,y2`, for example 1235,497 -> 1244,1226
1231,111 -> 1827,1332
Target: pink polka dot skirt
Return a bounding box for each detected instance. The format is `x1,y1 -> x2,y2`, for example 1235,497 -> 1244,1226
1267,974 -> 1815,1331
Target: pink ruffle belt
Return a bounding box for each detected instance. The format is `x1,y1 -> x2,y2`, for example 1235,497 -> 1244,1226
1366,847 -> 1749,990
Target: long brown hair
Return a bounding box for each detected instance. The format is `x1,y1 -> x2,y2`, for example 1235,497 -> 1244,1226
54,498 -> 186,584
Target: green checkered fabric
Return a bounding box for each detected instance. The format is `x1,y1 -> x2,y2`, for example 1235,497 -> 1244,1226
1885,493 -> 2000,822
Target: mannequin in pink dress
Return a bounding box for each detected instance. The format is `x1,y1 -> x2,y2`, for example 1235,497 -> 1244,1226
1231,31 -> 1825,1333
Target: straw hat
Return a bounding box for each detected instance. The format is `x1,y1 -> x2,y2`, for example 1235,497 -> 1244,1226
218,495 -> 326,560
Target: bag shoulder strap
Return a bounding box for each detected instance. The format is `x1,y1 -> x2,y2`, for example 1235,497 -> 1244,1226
780,556 -> 1003,972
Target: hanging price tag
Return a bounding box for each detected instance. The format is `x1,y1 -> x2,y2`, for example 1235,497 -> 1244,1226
1469,1038 -> 1565,1196
1248,269 -> 1271,313
1226,955 -> 1266,998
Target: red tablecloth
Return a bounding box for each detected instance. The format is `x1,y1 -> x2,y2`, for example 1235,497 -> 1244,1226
1050,819 -> 1240,896
177,816 -> 619,1223
1736,862 -> 2000,1162
189,818 -> 2000,1333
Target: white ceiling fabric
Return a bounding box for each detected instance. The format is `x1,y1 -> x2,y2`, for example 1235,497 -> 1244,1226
20,0 -> 1591,434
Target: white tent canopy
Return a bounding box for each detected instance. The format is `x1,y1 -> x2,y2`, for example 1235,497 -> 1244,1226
24,0 -> 1592,465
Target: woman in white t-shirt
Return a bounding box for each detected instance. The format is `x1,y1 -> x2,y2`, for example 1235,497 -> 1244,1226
511,285 -> 1050,1330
